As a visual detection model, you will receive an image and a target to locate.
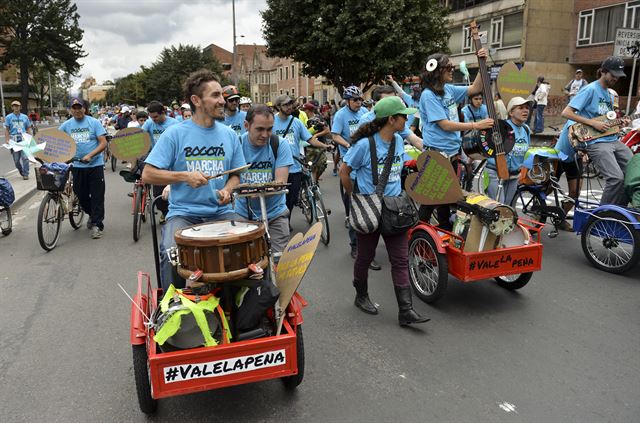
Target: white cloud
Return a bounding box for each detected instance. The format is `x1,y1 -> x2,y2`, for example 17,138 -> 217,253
73,0 -> 267,88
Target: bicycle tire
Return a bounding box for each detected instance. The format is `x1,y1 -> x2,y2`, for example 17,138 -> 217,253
511,186 -> 547,225
0,206 -> 12,236
313,189 -> 330,245
68,192 -> 85,229
140,186 -> 149,223
299,178 -> 313,224
111,154 -> 117,172
37,193 -> 62,251
133,185 -> 143,242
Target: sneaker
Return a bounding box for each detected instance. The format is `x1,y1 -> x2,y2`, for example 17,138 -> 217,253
91,227 -> 103,239
22,174 -> 29,180
332,169 -> 338,176
127,192 -> 134,198
369,259 -> 381,271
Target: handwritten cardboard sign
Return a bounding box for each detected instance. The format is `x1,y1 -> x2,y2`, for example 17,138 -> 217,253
496,62 -> 537,107
405,151 -> 463,206
110,128 -> 151,162
34,129 -> 77,163
275,222 -> 322,334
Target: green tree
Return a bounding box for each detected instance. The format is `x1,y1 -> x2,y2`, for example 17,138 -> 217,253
144,44 -> 223,104
0,0 -> 86,113
262,0 -> 449,93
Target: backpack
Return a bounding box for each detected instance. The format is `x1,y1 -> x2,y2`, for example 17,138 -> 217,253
0,178 -> 15,207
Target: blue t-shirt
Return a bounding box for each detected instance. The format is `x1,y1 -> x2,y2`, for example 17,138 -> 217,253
142,116 -> 179,148
344,132 -> 405,197
420,84 -> 468,156
556,120 -> 577,162
145,119 -> 246,219
461,104 -> 488,122
358,110 -> 414,140
273,114 -> 311,174
59,116 -> 106,168
223,110 -> 247,138
487,120 -> 530,173
175,115 -> 184,122
568,81 -> 617,144
331,106 -> 367,155
4,113 -> 32,138
234,133 -> 293,220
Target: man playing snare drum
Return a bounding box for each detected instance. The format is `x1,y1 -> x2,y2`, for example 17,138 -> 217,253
234,105 -> 293,260
143,69 -> 246,291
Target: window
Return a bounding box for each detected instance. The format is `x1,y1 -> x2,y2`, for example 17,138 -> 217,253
285,66 -> 289,80
577,4 -> 626,46
291,88 -> 295,96
502,13 -> 523,47
462,25 -> 472,53
490,17 -> 503,48
626,1 -> 640,29
291,65 -> 295,77
279,68 -> 283,81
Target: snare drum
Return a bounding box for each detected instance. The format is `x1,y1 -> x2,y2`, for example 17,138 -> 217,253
174,220 -> 268,282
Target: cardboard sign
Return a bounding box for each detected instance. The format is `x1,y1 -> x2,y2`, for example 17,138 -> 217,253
275,222 -> 322,334
496,62 -> 537,107
33,129 -> 77,163
110,128 -> 151,162
405,151 -> 464,206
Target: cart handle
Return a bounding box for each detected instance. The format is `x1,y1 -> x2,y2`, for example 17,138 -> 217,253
149,196 -> 163,290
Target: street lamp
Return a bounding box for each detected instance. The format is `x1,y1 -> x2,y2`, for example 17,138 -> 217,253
231,0 -> 245,85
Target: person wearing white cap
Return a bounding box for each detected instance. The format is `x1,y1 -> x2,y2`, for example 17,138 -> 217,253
174,103 -> 191,122
115,105 -> 132,130
486,97 -> 533,205
3,100 -> 33,179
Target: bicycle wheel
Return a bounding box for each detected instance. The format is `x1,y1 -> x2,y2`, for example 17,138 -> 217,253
494,273 -> 533,290
511,186 -> 547,225
0,206 -> 12,236
133,185 -> 144,242
299,179 -> 313,224
475,166 -> 489,195
408,230 -> 448,304
37,193 -> 62,251
313,189 -> 330,245
140,186 -> 149,223
111,154 -> 117,172
581,210 -> 640,274
68,192 -> 85,229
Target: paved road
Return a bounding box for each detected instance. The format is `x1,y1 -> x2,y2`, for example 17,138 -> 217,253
1,123 -> 60,176
0,164 -> 638,422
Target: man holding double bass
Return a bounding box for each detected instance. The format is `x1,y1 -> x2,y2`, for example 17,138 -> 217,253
142,69 -> 246,291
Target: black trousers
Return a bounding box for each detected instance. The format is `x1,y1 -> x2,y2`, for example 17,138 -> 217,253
285,172 -> 302,219
72,166 -> 105,230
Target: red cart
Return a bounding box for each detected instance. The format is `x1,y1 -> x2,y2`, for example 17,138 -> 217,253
129,198 -> 306,414
407,218 -> 543,303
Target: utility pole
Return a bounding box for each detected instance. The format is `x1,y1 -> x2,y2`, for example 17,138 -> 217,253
48,71 -> 54,117
232,0 -> 238,85
0,72 -> 5,119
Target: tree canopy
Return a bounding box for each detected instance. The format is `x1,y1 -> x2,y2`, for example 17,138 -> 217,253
107,44 -> 224,106
261,0 -> 450,93
0,0 -> 85,112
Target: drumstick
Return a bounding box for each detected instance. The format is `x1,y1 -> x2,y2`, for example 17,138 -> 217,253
205,164 -> 251,180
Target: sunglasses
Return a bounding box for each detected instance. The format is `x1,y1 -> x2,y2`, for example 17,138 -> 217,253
443,65 -> 455,72
350,98 -> 363,102
227,97 -> 240,102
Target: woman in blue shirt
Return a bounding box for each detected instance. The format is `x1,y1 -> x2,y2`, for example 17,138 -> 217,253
486,97 -> 532,205
419,50 -> 493,230
339,96 -> 429,327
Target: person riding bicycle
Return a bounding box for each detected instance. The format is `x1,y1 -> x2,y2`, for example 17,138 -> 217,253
302,102 -> 331,182
235,105 -> 293,260
3,100 -> 33,180
560,56 -> 632,206
142,70 -> 246,292
221,85 -> 247,138
59,98 -> 108,239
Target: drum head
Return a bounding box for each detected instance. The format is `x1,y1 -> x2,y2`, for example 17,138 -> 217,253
177,220 -> 262,240
499,224 -> 531,248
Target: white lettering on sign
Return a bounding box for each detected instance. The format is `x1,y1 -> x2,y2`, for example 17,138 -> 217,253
163,349 -> 286,383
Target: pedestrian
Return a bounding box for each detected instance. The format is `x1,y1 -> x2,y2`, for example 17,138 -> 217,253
563,69 -> 588,101
533,76 -> 549,134
3,100 -> 33,180
59,98 -> 108,239
339,96 -> 429,326
115,105 -> 132,130
494,93 -> 508,120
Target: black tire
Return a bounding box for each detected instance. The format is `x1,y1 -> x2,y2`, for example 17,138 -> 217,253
0,206 -> 11,236
581,210 -> 640,274
299,184 -> 313,225
111,154 -> 117,172
408,230 -> 448,303
132,344 -> 157,414
133,185 -> 144,242
68,193 -> 85,229
140,186 -> 149,223
494,272 -> 533,290
313,190 -> 330,245
37,193 -> 62,251
281,325 -> 304,389
511,186 -> 547,225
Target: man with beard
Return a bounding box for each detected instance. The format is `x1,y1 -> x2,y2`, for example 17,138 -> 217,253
143,70 -> 246,291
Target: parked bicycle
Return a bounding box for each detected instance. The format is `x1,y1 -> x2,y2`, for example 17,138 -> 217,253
35,160 -> 84,251
295,155 -> 330,245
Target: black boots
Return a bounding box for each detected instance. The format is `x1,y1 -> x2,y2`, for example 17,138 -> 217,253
394,287 -> 430,326
353,279 -> 378,315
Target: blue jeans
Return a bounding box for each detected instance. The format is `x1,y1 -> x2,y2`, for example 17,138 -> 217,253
159,212 -> 241,292
11,150 -> 29,177
534,105 -> 546,133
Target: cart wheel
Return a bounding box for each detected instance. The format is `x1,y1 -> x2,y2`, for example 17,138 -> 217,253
281,325 -> 304,389
132,344 -> 157,414
581,210 -> 640,274
408,230 -> 448,303
0,206 -> 12,236
494,272 -> 533,290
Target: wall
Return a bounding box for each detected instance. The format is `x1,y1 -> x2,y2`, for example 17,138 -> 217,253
524,0 -> 574,64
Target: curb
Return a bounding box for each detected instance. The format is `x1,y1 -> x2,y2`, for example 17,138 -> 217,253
5,169 -> 39,210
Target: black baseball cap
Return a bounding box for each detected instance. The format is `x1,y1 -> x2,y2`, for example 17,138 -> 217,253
601,56 -> 626,78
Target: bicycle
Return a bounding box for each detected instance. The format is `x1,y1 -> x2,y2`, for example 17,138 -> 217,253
35,161 -> 85,251
120,166 -> 151,242
103,134 -> 117,172
295,155 -> 330,245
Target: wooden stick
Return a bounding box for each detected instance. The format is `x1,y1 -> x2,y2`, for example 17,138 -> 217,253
205,164 -> 251,180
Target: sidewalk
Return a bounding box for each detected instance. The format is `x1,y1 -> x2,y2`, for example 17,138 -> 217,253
3,168 -> 38,209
